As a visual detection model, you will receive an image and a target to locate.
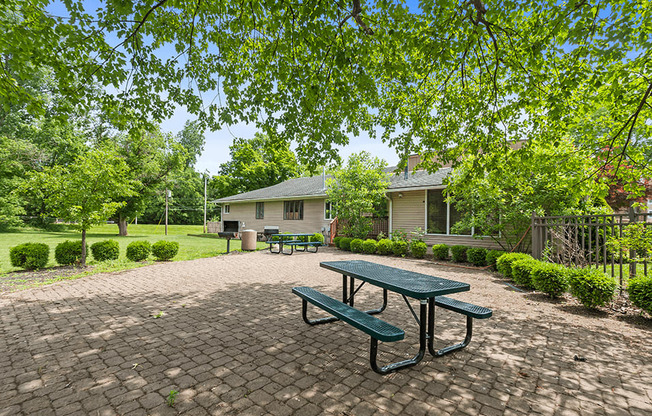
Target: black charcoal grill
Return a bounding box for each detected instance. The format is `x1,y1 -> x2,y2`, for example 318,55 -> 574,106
263,226 -> 279,241
218,231 -> 238,253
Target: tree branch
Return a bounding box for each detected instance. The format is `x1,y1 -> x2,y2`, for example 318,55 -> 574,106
339,0 -> 374,35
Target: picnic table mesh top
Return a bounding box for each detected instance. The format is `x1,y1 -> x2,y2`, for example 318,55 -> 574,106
320,260 -> 470,299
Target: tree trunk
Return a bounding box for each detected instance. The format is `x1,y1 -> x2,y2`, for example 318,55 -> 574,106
118,214 -> 129,236
81,229 -> 87,267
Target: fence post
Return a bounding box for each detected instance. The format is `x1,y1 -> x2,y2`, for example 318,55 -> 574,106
532,212 -> 540,259
629,206 -> 637,281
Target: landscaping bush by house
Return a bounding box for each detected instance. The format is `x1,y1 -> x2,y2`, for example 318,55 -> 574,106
432,244 -> 449,261
392,240 -> 408,256
350,238 -> 364,253
496,253 -> 533,279
91,240 -> 120,262
627,276 -> 652,314
410,240 -> 427,259
567,268 -> 617,308
362,239 -> 377,254
310,233 -> 325,244
450,245 -> 468,263
511,258 -> 540,288
486,250 -> 505,269
126,240 -> 152,262
377,239 -> 392,255
152,241 -> 180,261
10,243 -> 49,270
55,240 -> 87,266
339,237 -> 352,251
467,248 -> 488,266
532,262 -> 569,298
333,236 -> 342,248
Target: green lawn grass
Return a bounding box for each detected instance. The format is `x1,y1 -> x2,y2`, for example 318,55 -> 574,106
1,224 -> 267,274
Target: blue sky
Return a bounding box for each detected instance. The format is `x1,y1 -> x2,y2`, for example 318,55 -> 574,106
46,1 -> 401,174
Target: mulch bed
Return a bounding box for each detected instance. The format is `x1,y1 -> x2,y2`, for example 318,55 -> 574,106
0,265 -> 91,293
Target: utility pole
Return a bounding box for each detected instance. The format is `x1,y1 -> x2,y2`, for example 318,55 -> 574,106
165,188 -> 169,236
203,174 -> 208,233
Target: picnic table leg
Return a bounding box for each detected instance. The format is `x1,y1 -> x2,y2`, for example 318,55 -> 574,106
300,299 -> 340,326
370,299 -> 427,374
427,297 -> 474,356
364,289 -> 387,315
281,240 -> 294,255
349,277 -> 354,306
342,275 -> 387,315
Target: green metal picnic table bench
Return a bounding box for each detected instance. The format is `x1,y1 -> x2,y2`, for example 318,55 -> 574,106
292,260 -> 492,374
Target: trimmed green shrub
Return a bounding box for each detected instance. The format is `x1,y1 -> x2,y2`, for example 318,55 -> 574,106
377,239 -> 392,255
410,240 -> 427,259
152,241 -> 180,261
392,240 -> 408,256
467,248 -> 488,266
350,238 -> 364,253
333,236 -> 342,248
450,245 -> 468,263
91,240 -> 119,262
362,239 -> 377,254
126,240 -> 152,262
511,258 -> 540,288
628,276 -> 652,314
496,253 -> 533,279
55,240 -> 87,266
432,244 -> 449,261
10,243 -> 49,270
310,233 -> 325,244
532,262 -> 569,298
486,250 -> 505,270
567,268 -> 617,308
340,237 -> 352,251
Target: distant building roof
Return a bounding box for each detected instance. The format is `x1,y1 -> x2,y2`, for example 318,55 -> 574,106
213,167 -> 452,203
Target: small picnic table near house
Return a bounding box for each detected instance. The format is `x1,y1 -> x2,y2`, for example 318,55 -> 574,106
266,233 -> 322,255
293,260 -> 492,374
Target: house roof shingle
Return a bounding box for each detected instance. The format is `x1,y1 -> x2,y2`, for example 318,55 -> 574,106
213,167 -> 452,203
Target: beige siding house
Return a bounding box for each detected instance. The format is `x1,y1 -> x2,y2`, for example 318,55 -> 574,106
214,175 -> 335,237
215,165 -> 499,249
388,169 -> 500,250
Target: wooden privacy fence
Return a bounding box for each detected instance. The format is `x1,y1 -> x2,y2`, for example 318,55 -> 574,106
532,212 -> 650,289
336,217 -> 389,239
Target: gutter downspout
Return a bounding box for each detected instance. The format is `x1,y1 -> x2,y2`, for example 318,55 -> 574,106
385,194 -> 393,239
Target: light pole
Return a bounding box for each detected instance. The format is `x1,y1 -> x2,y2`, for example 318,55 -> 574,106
203,173 -> 208,233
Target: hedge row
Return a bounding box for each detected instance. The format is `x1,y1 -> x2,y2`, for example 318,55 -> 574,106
493,252 -> 631,311
332,237 -> 503,267
331,237 -> 651,316
9,239 -> 180,270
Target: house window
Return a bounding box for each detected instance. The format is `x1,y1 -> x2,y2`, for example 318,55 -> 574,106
284,200 -> 304,220
426,190 -> 471,235
256,202 -> 264,219
325,201 -> 335,220
223,204 -> 230,214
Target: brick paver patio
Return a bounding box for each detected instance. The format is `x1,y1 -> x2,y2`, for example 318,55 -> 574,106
1,248 -> 650,415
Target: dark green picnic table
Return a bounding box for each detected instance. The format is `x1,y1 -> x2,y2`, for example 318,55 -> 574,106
267,233 -> 320,255
293,260 -> 492,374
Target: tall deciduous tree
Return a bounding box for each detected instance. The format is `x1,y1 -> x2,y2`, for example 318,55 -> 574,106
326,152 -> 389,239
110,128 -> 188,236
446,139 -> 607,251
22,148 -> 135,265
211,133 -> 301,199
2,1 -> 650,190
